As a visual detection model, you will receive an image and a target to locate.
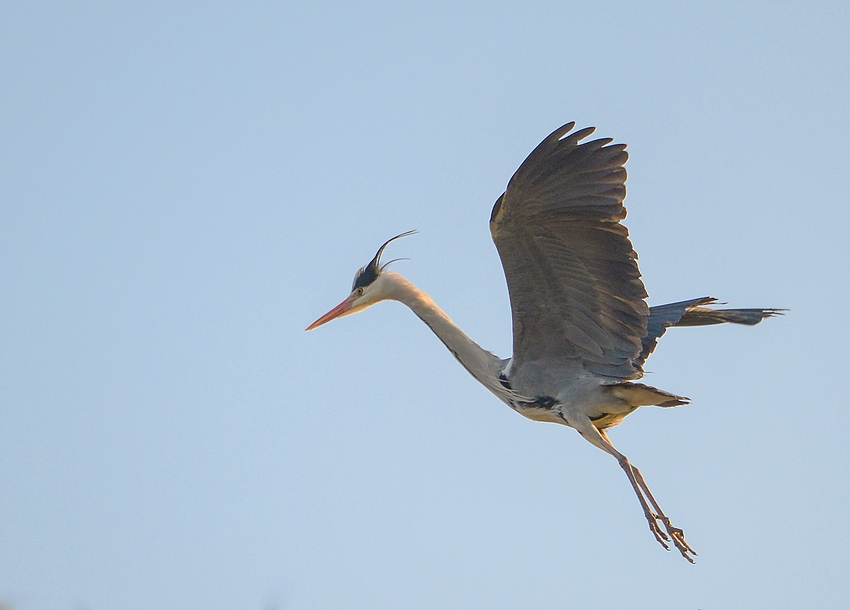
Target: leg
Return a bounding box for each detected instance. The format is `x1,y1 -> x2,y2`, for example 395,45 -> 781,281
600,429 -> 697,562
557,406 -> 697,562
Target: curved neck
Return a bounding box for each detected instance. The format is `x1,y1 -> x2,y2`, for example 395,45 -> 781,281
382,272 -> 502,385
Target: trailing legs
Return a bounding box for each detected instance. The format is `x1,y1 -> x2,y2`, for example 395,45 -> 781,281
557,406 -> 697,563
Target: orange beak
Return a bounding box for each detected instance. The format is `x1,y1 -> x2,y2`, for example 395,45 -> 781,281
306,295 -> 356,331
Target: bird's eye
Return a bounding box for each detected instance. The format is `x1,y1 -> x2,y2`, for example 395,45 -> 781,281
355,287 -> 365,296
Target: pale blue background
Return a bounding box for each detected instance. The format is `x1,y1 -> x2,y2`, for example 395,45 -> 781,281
2,2 -> 848,609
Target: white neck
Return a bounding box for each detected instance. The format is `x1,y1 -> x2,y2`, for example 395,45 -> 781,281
380,272 -> 503,388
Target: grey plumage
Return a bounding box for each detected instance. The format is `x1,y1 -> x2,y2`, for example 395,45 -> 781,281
490,123 -> 781,400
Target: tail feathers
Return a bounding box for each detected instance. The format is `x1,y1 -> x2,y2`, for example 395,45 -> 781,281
675,305 -> 784,327
635,297 -> 784,368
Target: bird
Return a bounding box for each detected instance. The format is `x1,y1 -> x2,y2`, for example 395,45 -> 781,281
306,122 -> 781,562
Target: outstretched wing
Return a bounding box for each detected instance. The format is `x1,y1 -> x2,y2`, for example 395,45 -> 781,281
490,123 -> 648,380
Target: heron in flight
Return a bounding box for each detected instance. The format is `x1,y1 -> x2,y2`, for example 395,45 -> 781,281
307,122 -> 780,562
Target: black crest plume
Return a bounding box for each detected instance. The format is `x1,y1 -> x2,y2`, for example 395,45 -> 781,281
352,230 -> 417,290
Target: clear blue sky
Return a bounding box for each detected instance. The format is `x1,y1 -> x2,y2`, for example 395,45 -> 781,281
2,2 -> 848,609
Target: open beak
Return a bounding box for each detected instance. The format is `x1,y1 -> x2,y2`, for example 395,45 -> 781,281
306,295 -> 356,331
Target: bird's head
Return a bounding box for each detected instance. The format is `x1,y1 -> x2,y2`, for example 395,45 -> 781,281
306,230 -> 417,331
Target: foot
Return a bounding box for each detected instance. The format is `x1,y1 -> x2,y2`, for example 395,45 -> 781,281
658,515 -> 697,563
643,511 -> 696,563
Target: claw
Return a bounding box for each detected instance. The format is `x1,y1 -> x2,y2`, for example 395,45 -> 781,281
646,517 -> 670,548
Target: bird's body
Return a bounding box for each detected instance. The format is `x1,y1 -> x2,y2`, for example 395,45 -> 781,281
307,123 -> 781,562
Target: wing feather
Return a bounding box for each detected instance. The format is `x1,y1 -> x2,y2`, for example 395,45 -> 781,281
491,123 -> 648,380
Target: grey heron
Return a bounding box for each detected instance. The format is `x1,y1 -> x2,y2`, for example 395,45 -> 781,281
307,122 -> 780,562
